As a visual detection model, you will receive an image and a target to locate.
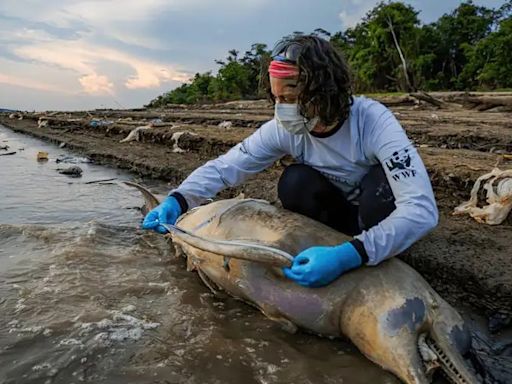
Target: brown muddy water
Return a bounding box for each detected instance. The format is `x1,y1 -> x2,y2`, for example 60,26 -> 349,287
0,125 -> 510,384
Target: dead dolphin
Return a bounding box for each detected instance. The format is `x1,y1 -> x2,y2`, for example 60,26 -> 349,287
127,182 -> 479,384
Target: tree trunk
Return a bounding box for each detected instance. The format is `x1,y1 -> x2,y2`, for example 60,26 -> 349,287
386,16 -> 415,92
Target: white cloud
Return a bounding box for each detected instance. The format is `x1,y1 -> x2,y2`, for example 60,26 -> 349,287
338,0 -> 378,29
0,0 -> 271,49
0,56 -> 78,94
79,73 -> 114,94
12,40 -> 190,95
0,0 -> 269,103
0,72 -> 72,94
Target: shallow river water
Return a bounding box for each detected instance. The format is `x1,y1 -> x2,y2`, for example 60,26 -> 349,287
0,125 -> 510,384
0,126 -> 402,384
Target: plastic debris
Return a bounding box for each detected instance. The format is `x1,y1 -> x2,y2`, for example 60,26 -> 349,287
453,168 -> 512,225
56,155 -> 91,164
89,119 -> 113,127
37,151 -> 49,161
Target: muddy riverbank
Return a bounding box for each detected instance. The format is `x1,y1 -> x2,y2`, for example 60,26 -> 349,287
1,97 -> 511,330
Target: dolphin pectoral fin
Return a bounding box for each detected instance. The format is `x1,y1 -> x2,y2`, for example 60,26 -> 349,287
197,269 -> 228,299
259,305 -> 298,334
269,315 -> 298,334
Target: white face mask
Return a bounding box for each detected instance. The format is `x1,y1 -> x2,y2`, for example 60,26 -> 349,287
274,103 -> 319,135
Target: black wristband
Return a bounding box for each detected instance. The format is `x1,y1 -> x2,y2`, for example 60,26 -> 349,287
349,239 -> 369,264
169,192 -> 189,214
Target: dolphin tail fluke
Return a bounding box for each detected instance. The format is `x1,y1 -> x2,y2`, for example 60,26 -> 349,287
124,181 -> 161,216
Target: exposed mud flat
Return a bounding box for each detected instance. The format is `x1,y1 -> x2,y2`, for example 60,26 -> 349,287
1,96 -> 511,330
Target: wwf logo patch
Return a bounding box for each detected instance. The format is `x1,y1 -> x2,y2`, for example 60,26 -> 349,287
385,148 -> 417,181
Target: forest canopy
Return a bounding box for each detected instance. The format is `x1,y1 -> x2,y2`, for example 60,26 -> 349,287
147,1 -> 512,107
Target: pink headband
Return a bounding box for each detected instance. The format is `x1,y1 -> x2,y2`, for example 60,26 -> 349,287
269,60 -> 299,78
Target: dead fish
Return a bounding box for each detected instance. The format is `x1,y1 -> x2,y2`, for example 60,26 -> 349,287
127,182 -> 480,384
57,165 -> 83,177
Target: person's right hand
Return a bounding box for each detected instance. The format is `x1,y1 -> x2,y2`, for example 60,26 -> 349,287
142,196 -> 182,234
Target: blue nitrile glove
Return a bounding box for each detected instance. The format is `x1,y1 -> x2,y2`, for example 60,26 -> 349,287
283,242 -> 362,287
142,196 -> 182,234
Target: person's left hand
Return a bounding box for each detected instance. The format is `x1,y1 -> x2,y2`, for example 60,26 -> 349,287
283,242 -> 362,287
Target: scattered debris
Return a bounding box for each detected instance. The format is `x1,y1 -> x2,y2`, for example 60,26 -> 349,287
84,178 -> 117,184
454,95 -> 512,112
37,151 -> 49,161
8,113 -> 23,120
89,119 -> 113,128
218,120 -> 233,129
38,118 -> 48,128
0,145 -> 9,150
59,142 -> 66,148
56,155 -> 91,164
57,166 -> 83,177
119,125 -> 152,143
171,131 -> 197,153
34,116 -> 83,129
0,151 -> 16,156
453,168 -> 512,225
410,92 -> 447,108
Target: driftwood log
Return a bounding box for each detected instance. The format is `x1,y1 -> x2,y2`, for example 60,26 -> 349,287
408,92 -> 512,112
409,92 -> 446,108
456,96 -> 512,111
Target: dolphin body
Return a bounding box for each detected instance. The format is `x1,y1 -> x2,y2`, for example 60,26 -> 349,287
128,182 -> 479,384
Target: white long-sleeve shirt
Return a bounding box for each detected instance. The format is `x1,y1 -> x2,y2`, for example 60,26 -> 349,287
171,96 -> 439,265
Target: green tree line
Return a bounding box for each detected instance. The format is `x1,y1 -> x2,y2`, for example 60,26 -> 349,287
147,0 -> 512,107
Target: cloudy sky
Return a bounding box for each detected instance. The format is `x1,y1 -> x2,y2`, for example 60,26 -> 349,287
0,0 -> 504,111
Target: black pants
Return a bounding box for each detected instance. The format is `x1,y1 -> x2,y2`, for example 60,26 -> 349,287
277,164 -> 396,236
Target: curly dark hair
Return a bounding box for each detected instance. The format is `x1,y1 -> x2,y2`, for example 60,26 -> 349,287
266,35 -> 353,127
